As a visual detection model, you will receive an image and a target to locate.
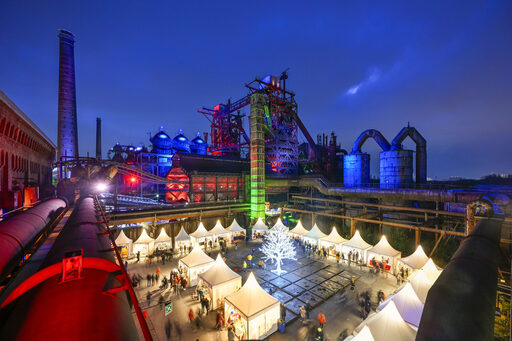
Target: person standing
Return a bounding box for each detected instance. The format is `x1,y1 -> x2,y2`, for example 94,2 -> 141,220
147,274 -> 151,287
305,300 -> 312,319
188,308 -> 195,325
336,253 -> 340,266
164,318 -> 172,340
243,261 -> 247,272
146,291 -> 151,307
137,251 -> 140,263
318,312 -> 326,327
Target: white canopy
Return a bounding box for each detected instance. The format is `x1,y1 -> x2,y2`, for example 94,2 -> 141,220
421,258 -> 442,283
288,220 -> 309,236
409,269 -> 434,303
227,219 -> 246,233
199,254 -> 241,287
368,235 -> 401,258
346,326 -> 376,341
320,226 -> 347,245
210,220 -> 230,237
303,223 -> 327,241
343,230 -> 372,251
377,283 -> 424,327
225,272 -> 279,319
175,226 -> 192,242
154,228 -> 172,243
356,301 -> 417,341
134,229 -> 154,244
272,217 -> 287,229
190,222 -> 214,239
251,217 -> 269,232
180,243 -> 215,268
115,230 -> 132,246
399,245 -> 429,270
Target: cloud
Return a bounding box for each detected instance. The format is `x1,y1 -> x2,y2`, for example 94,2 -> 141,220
344,67 -> 381,96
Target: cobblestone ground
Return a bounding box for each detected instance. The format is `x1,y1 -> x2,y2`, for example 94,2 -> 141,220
127,239 -> 398,341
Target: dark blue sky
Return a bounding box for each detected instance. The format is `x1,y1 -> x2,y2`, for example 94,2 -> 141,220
1,1 -> 511,179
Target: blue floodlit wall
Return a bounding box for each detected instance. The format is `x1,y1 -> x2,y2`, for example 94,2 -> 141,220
380,149 -> 413,188
343,153 -> 370,187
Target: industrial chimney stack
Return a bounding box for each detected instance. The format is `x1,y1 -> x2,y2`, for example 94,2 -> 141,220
96,117 -> 102,159
57,29 -> 78,161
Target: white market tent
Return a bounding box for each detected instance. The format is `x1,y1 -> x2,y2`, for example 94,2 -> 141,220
272,217 -> 287,229
251,217 -> 269,237
190,222 -> 214,244
377,283 -> 424,327
302,223 -> 327,246
366,235 -> 401,274
421,258 -> 442,283
198,254 -> 242,310
175,226 -> 192,244
355,301 -> 417,341
154,227 -> 172,250
409,269 -> 434,303
224,273 -> 280,340
179,243 -> 215,286
133,229 -> 155,257
210,220 -> 231,240
288,220 -> 309,237
227,218 -> 246,234
345,326 -> 376,341
319,226 -> 347,252
115,230 -> 133,257
341,230 -> 373,262
397,245 -> 429,271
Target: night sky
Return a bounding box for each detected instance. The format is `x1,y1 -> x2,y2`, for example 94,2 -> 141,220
0,1 -> 511,179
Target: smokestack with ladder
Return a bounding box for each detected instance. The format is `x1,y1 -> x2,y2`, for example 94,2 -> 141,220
57,29 -> 79,161
96,117 -> 102,160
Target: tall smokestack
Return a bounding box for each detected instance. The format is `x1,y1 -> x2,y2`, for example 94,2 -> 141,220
57,29 -> 78,161
96,117 -> 102,160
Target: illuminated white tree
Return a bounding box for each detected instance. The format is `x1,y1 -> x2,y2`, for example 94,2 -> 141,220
260,225 -> 296,275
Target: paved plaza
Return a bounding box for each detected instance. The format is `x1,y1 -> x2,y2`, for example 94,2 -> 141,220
127,239 -> 399,341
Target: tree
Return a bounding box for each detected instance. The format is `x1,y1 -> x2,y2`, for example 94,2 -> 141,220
260,225 -> 296,275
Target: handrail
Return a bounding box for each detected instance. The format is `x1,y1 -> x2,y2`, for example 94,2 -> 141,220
93,196 -> 153,341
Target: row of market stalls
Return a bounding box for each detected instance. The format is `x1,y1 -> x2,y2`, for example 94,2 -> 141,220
286,219 -> 437,276
345,256 -> 443,341
175,240 -> 279,340
113,218 -> 247,258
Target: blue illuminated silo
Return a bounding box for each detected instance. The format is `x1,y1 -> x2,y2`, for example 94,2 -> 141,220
172,132 -> 191,153
150,131 -> 173,154
190,134 -> 208,155
111,143 -> 125,163
380,149 -> 413,188
343,153 -> 370,187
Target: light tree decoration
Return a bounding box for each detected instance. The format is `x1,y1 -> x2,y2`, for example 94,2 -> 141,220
260,225 -> 296,275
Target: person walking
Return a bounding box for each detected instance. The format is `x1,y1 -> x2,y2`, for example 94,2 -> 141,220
318,312 -> 326,327
158,294 -> 165,310
336,253 -> 340,266
146,291 -> 151,307
137,251 -> 140,263
228,325 -> 235,341
164,318 -> 172,340
243,261 -> 247,272
147,274 -> 151,287
188,308 -> 195,325
216,310 -> 224,330
305,300 -> 312,319
299,305 -> 306,321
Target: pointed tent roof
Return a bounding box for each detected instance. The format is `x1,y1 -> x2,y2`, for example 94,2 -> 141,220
409,269 -> 433,303
198,254 -> 241,287
180,243 -> 215,268
321,226 -> 347,245
251,217 -> 269,232
347,326 -> 376,341
400,245 -> 429,270
210,220 -> 230,236
272,217 -> 286,229
344,230 -> 372,250
224,272 -> 279,319
304,223 -> 328,240
378,283 -> 424,327
368,235 -> 401,258
357,301 -> 417,341
421,258 -> 442,283
115,230 -> 133,245
175,226 -> 191,242
134,229 -> 155,244
154,228 -> 172,243
190,222 -> 213,239
227,219 -> 245,233
289,220 -> 309,236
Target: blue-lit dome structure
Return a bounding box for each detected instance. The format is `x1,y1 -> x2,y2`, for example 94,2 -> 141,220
150,131 -> 173,154
172,133 -> 190,153
190,134 -> 208,155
